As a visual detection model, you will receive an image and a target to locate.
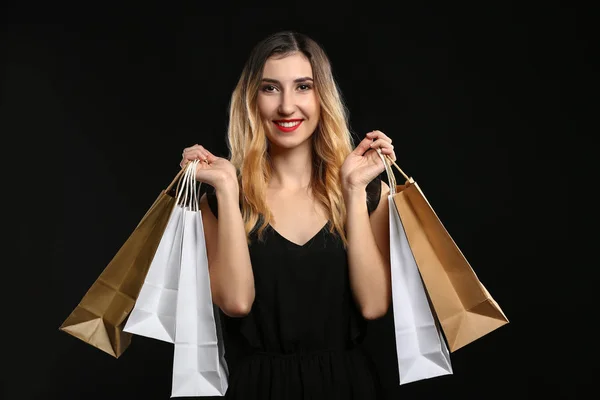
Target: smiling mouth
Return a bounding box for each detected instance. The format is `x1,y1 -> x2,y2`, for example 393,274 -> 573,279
273,119 -> 303,132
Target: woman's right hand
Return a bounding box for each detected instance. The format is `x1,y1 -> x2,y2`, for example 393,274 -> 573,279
180,144 -> 238,192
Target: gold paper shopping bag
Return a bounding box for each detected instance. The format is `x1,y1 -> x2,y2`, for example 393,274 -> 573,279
378,150 -> 508,352
59,167 -> 186,358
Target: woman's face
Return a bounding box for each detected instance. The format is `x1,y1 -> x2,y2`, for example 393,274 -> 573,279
257,52 -> 320,151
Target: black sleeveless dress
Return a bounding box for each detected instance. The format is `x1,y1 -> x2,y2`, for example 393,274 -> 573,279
206,177 -> 384,400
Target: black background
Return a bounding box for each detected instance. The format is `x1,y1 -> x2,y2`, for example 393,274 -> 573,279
4,1 -> 589,399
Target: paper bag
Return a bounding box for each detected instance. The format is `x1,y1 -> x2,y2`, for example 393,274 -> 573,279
379,150 -> 508,352
59,167 -> 186,358
172,160 -> 229,397
387,192 -> 453,385
123,161 -> 199,343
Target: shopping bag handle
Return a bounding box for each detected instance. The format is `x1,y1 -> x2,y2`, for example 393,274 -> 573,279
375,149 -> 411,196
175,160 -> 201,211
165,161 -> 202,211
167,165 -> 188,193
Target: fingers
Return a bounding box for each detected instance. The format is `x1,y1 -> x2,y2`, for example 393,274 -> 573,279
353,136 -> 375,156
183,144 -> 209,160
369,138 -> 394,152
203,148 -> 218,163
371,139 -> 396,161
353,130 -> 396,157
367,131 -> 396,161
180,144 -> 213,168
385,148 -> 397,161
366,130 -> 392,143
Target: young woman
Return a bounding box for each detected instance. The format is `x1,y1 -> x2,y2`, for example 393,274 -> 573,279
180,30 -> 396,399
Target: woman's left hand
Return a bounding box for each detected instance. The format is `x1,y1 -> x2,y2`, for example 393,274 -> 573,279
341,130 -> 396,192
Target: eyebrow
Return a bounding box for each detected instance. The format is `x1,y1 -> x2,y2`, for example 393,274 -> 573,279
261,77 -> 314,84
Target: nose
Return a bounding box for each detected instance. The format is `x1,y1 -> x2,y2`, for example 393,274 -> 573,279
277,90 -> 296,116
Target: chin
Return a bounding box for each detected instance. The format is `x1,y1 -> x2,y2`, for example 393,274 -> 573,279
269,139 -> 304,151
268,133 -> 314,149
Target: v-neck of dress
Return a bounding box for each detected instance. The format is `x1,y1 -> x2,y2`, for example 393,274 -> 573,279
268,221 -> 330,248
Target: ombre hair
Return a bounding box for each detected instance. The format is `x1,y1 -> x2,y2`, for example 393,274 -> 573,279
227,31 -> 355,247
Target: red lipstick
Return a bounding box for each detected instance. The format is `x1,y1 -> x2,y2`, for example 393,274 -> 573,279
273,119 -> 303,133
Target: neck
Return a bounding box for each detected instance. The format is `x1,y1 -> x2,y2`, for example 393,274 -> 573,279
268,141 -> 313,190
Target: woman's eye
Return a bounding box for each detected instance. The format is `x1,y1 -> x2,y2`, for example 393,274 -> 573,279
262,85 -> 277,92
298,84 -> 311,91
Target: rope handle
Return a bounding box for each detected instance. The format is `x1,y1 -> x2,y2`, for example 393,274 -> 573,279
375,148 -> 411,196
175,160 -> 201,211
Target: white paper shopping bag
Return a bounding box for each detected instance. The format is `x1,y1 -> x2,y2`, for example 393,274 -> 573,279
123,161 -> 197,343
389,196 -> 453,384
377,149 -> 453,385
122,205 -> 183,342
171,164 -> 229,397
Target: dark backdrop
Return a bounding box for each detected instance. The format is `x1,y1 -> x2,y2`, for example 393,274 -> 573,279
5,2 -> 588,399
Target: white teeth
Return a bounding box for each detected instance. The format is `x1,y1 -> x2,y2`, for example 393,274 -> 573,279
276,121 -> 301,128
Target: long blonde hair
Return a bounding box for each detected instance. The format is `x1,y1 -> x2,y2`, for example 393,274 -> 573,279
227,31 -> 355,247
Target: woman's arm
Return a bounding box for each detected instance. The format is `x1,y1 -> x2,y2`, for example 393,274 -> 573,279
344,180 -> 392,320
200,184 -> 255,317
